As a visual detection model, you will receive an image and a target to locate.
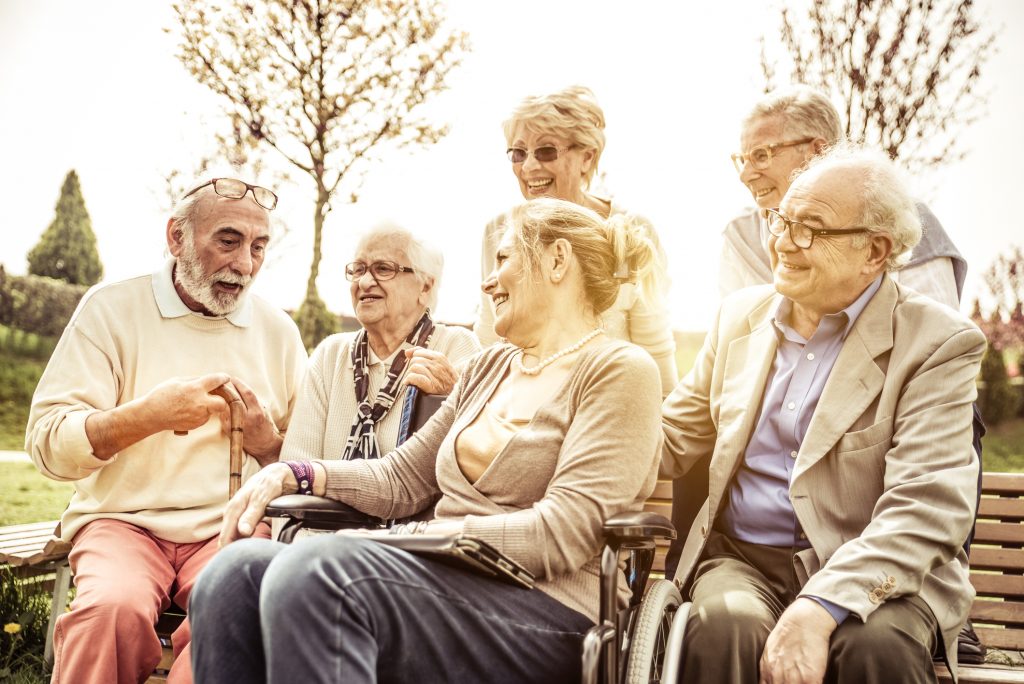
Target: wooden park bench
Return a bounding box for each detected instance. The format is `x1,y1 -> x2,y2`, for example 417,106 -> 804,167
938,472 -> 1024,683
0,520 -> 179,682
646,473 -> 1024,684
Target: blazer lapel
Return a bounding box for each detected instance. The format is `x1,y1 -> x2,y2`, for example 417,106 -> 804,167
793,276 -> 897,480
709,298 -> 780,516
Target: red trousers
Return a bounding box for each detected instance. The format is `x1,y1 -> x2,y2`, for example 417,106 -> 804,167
52,518 -> 267,684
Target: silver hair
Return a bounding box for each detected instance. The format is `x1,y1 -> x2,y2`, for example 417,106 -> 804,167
744,85 -> 843,143
355,221 -> 444,311
801,143 -> 922,271
168,184 -> 210,240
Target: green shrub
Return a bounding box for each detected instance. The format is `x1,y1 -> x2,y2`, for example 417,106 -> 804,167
293,294 -> 340,352
0,271 -> 86,340
0,567 -> 50,681
978,347 -> 1021,425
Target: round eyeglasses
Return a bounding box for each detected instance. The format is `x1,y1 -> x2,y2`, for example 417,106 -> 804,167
344,261 -> 416,281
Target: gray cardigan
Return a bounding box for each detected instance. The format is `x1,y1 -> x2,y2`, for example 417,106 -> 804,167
319,340 -> 664,621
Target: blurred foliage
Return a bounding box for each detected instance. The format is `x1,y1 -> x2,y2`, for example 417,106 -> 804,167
0,567 -> 50,682
293,293 -> 341,352
171,0 -> 469,307
972,245 -> 1024,352
979,348 -> 1022,426
761,0 -> 996,175
27,170 -> 103,287
0,268 -> 85,340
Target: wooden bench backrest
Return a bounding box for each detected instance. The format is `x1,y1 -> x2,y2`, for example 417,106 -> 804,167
969,472 -> 1024,651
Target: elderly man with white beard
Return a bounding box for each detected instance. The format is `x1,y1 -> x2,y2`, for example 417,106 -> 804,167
27,177 -> 307,684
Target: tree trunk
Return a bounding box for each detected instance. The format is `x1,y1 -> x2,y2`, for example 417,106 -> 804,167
305,185 -> 331,301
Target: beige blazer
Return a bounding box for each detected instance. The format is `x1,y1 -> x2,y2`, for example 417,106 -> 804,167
662,274 -> 985,671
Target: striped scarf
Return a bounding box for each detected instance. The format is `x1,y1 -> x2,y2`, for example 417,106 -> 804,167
343,311 -> 435,460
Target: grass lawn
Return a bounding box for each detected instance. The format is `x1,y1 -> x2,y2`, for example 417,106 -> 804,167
0,462 -> 73,526
982,418 -> 1024,473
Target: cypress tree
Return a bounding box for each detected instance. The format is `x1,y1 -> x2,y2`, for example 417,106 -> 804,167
27,170 -> 103,286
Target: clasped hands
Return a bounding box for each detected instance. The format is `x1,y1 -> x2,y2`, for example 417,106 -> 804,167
147,373 -> 281,463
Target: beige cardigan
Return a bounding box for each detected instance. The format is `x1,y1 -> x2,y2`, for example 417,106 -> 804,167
319,340 -> 664,622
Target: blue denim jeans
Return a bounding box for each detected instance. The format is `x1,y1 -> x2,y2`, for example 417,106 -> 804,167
189,535 -> 593,683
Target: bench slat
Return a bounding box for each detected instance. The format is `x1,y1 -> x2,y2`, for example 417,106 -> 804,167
967,547 -> 1024,573
950,663 -> 1024,684
982,472 -> 1024,496
972,573 -> 1024,601
978,498 -> 1024,523
0,521 -> 59,540
973,521 -> 1024,546
971,599 -> 1024,627
974,625 -> 1024,651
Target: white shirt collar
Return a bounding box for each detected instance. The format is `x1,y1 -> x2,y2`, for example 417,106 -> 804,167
151,258 -> 253,327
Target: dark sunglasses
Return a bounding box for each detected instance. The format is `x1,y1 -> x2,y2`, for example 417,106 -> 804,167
182,178 -> 278,210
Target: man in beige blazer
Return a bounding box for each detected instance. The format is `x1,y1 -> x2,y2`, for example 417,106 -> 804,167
662,144 -> 984,684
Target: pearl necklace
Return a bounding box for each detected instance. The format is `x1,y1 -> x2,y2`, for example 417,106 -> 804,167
514,328 -> 604,376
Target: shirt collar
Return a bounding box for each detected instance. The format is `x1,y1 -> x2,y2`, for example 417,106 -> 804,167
151,258 -> 253,327
773,275 -> 883,343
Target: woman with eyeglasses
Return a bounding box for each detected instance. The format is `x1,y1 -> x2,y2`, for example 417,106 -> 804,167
189,198 -> 664,683
277,221 -> 479,465
474,85 -> 678,396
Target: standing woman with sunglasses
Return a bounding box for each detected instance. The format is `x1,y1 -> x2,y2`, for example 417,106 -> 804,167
474,85 -> 678,396
278,221 -> 479,466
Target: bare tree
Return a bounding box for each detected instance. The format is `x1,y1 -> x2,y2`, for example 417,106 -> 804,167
171,0 -> 468,347
761,0 -> 997,175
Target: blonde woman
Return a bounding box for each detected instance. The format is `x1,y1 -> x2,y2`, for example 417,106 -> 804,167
474,85 -> 678,395
190,198 -> 665,683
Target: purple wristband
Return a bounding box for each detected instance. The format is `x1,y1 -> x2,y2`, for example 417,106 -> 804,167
283,461 -> 314,495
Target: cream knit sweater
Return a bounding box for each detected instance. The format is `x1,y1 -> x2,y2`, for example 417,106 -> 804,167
318,340 -> 663,622
27,265 -> 307,543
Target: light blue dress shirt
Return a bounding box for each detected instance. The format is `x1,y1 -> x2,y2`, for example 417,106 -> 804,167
718,276 -> 883,623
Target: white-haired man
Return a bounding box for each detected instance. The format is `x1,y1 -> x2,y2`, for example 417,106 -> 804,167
663,145 -> 984,683
27,178 -> 307,684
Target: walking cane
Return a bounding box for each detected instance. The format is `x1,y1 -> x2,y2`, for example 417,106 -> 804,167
211,383 -> 245,499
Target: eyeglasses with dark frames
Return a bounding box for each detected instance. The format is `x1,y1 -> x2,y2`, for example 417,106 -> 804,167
764,208 -> 873,249
730,138 -> 816,173
506,144 -> 575,164
182,178 -> 278,210
344,261 -> 416,282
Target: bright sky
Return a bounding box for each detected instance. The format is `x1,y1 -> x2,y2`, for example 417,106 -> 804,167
2,0 -> 1022,331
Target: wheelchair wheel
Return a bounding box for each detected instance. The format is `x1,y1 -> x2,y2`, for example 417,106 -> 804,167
624,579 -> 681,683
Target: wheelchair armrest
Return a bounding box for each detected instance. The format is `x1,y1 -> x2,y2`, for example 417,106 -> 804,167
603,512 -> 676,543
265,495 -> 386,528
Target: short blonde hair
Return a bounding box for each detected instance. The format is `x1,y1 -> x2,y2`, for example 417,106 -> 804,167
505,198 -> 664,315
502,86 -> 606,188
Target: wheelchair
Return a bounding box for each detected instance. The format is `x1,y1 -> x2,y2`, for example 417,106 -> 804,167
267,499 -> 688,683
264,387 -> 692,683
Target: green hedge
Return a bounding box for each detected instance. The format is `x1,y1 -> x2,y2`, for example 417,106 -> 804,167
0,267 -> 86,340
